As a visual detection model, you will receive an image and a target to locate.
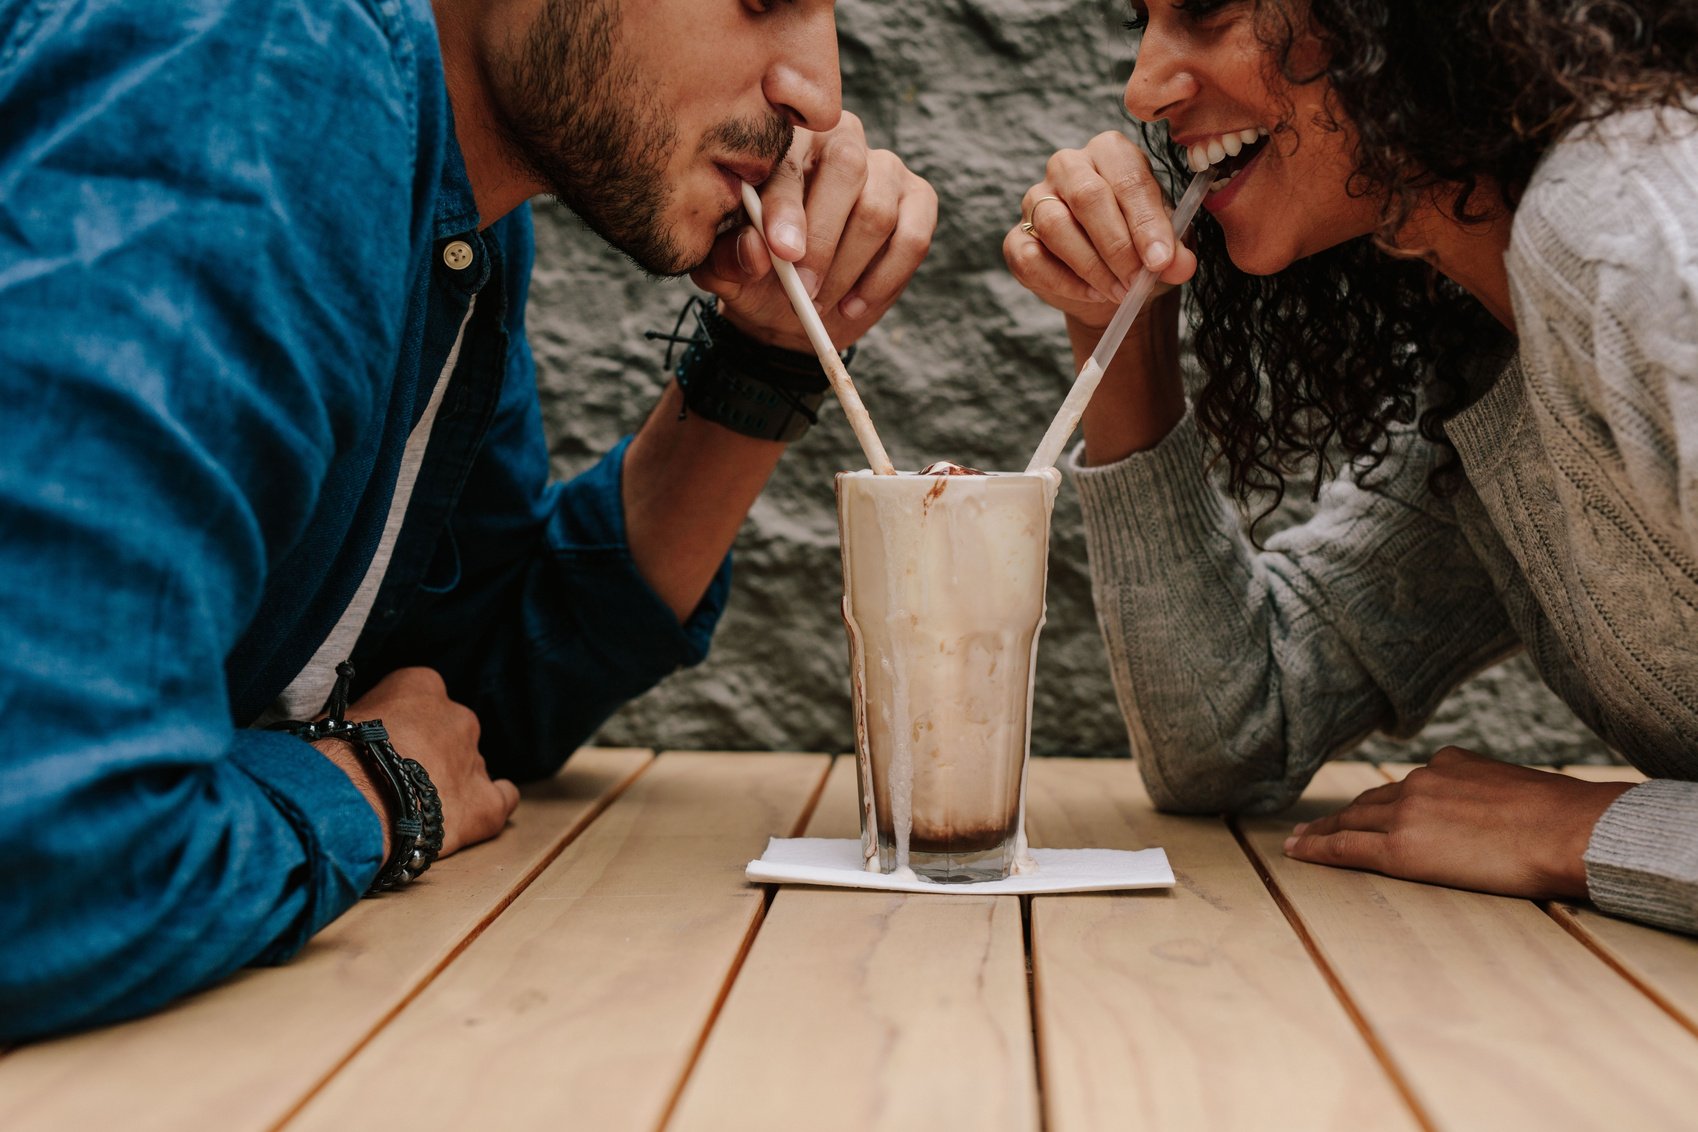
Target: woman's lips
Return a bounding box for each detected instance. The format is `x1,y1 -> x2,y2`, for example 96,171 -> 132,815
1200,142 -> 1270,215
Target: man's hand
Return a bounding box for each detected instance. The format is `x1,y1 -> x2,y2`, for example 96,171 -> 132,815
315,667 -> 520,861
619,113 -> 933,620
691,110 -> 937,352
1282,747 -> 1636,900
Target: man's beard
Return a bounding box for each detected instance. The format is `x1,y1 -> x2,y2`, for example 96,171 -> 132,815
492,0 -> 793,277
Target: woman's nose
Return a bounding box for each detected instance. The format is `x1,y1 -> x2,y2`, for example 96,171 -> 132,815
1123,32 -> 1201,123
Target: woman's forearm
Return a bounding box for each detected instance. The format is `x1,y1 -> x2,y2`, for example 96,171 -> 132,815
1072,288 -> 1187,466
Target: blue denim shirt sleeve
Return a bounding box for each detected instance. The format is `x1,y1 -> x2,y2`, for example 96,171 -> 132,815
366,212 -> 732,782
0,0 -> 434,1039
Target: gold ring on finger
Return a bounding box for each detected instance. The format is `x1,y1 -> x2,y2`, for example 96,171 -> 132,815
1020,195 -> 1064,237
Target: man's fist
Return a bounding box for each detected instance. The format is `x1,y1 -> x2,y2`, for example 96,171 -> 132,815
316,667 -> 519,861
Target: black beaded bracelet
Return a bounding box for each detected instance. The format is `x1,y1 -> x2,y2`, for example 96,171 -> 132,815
646,295 -> 852,443
270,663 -> 444,895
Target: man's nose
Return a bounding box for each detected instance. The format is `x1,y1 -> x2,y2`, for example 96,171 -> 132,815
765,10 -> 842,131
1122,32 -> 1200,124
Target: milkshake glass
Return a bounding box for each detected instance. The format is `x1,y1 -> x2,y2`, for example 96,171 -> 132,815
836,467 -> 1058,883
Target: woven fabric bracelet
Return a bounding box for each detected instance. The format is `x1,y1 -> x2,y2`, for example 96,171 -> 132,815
646,295 -> 853,443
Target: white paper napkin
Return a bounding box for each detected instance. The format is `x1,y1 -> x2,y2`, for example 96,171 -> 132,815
746,837 -> 1174,895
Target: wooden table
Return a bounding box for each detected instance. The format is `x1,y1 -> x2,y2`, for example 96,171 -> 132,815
4,751 -> 1695,1131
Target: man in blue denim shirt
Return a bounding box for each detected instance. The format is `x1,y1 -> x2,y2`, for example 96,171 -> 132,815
0,0 -> 937,1039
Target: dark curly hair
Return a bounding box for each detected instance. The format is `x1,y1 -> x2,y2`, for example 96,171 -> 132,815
1139,1 -> 1698,515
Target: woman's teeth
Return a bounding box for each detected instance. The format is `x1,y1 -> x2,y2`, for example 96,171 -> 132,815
1187,127 -> 1269,175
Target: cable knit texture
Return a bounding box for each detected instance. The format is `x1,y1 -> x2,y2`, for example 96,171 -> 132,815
1068,107 -> 1698,936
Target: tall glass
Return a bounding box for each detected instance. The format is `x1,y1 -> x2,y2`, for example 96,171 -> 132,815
836,468 -> 1057,883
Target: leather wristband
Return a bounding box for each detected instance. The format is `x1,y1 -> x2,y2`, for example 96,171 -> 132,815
270,665 -> 444,895
664,296 -> 847,443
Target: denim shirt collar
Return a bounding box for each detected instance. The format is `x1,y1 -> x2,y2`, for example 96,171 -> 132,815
433,113 -> 481,240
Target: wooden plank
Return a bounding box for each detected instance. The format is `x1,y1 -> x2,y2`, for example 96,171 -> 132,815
283,751 -> 829,1132
1240,761 -> 1698,1131
784,749 -> 862,840
1553,905 -> 1698,1039
1376,762 -> 1698,1032
1559,764 -> 1648,783
1024,758 -> 1420,1132
1383,762 -> 1630,782
667,756 -> 1040,1132
0,748 -> 653,1132
1548,766 -> 1698,1037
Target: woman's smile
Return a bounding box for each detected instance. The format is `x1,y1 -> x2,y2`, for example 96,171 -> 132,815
1124,2 -> 1379,273
1173,124 -> 1272,212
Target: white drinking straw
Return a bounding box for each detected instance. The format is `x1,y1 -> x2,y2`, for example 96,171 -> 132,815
739,182 -> 897,475
1025,167 -> 1216,474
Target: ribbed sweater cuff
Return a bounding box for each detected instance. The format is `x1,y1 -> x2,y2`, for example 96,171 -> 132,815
1064,405 -> 1232,579
1584,779 -> 1698,936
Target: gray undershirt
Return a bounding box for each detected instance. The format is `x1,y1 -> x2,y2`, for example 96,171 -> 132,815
256,297 -> 475,725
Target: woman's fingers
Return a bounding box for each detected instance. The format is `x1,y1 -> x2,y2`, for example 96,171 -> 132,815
1007,133 -> 1197,320
1285,779 -> 1405,871
1043,148 -> 1138,292
1021,183 -> 1123,302
1345,779 -> 1403,808
1004,224 -> 1111,306
1068,133 -> 1187,280
1090,133 -> 1185,275
1284,827 -> 1395,873
1276,748 -> 1636,902
1291,799 -> 1398,840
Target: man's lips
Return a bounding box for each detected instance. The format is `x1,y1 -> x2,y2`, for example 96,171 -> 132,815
715,158 -> 779,188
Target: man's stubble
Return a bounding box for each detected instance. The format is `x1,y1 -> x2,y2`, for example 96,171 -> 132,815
492,0 -> 793,277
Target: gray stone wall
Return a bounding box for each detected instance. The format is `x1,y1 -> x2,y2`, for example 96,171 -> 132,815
527,0 -> 1609,763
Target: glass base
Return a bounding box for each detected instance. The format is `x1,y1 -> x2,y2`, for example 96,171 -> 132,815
877,839 -> 1013,883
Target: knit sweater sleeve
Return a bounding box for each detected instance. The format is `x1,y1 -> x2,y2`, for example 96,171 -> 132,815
1512,110 -> 1698,935
1066,412 -> 1519,814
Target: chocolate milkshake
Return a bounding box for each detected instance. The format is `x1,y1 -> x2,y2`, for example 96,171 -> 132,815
836,464 -> 1059,883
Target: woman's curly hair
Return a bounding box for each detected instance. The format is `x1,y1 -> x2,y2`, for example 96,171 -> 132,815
1145,1 -> 1698,514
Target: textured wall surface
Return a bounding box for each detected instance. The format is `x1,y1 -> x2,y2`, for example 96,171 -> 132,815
528,0 -> 1609,763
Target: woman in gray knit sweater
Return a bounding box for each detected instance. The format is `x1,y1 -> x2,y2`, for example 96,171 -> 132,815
1005,0 -> 1698,935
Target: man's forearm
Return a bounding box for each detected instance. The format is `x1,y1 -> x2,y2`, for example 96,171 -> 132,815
1,730 -> 383,1041
621,381 -> 788,621
315,739 -> 393,859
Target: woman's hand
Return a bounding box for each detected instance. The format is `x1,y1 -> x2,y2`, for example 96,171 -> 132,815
1283,747 -> 1636,900
1003,131 -> 1199,329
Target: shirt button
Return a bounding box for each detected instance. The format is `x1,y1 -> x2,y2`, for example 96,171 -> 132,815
442,240 -> 474,270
